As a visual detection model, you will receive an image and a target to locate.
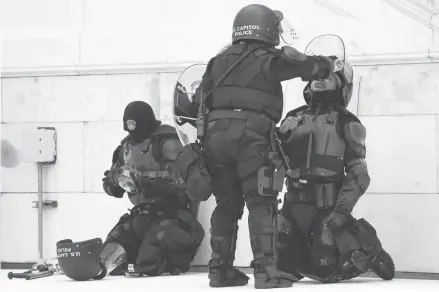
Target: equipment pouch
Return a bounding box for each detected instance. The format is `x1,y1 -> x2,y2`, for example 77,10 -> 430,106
315,183 -> 336,209
258,165 -> 277,196
172,142 -> 212,202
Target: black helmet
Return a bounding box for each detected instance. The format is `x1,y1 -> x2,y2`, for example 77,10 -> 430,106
303,61 -> 354,107
232,4 -> 283,46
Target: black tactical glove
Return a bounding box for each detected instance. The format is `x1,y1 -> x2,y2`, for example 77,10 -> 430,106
323,55 -> 341,72
314,55 -> 339,79
102,170 -> 125,198
278,116 -> 302,143
325,210 -> 349,233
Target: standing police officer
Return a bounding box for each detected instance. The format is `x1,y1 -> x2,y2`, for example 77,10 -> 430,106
192,4 -> 343,289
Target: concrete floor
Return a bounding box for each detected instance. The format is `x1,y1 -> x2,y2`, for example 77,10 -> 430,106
1,270 -> 439,292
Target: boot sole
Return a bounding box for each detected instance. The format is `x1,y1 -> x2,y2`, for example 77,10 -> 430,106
209,280 -> 249,287
254,282 -> 294,289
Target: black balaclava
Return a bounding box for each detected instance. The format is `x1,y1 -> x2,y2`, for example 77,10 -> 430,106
123,101 -> 161,143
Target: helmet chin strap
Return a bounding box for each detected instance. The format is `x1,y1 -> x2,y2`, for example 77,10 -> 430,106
309,90 -> 338,107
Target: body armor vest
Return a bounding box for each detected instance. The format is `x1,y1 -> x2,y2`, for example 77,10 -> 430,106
208,43 -> 284,123
286,107 -> 346,182
121,125 -> 180,206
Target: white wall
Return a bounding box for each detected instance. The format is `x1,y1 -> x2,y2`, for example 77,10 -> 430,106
1,0 -> 439,273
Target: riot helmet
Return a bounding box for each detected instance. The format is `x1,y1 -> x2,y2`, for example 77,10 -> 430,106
303,60 -> 354,107
232,4 -> 298,46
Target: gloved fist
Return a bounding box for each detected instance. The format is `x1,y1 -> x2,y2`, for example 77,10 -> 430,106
279,116 -> 300,134
102,170 -> 117,184
319,55 -> 343,73
325,210 -> 348,232
102,170 -> 125,198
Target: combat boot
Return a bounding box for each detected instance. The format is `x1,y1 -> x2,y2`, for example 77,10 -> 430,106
370,249 -> 395,280
208,225 -> 250,287
248,205 -> 298,289
345,219 -> 395,281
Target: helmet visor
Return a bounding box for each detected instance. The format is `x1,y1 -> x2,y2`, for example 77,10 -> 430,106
273,10 -> 299,45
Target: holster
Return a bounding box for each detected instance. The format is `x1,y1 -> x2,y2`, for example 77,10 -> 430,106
208,110 -> 283,197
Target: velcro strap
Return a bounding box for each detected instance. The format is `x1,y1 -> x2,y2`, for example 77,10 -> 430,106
207,110 -> 273,133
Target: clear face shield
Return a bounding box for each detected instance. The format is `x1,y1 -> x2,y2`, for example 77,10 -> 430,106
273,10 -> 299,45
189,80 -> 201,102
305,34 -> 348,91
176,80 -> 200,104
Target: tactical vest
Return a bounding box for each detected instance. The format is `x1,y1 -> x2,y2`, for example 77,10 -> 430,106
121,125 -> 182,206
285,108 -> 346,181
208,43 -> 284,123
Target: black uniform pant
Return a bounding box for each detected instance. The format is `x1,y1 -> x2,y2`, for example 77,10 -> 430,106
104,207 -> 204,276
204,111 -> 283,278
277,200 -> 363,283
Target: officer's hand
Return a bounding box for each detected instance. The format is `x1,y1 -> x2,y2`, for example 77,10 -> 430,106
103,181 -> 125,198
325,211 -> 348,232
319,55 -> 342,73
102,170 -> 125,198
279,116 -> 300,134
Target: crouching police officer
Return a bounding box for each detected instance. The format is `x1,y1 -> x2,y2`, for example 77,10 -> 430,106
56,101 -> 205,281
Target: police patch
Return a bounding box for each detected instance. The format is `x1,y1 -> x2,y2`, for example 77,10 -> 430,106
126,119 -> 136,131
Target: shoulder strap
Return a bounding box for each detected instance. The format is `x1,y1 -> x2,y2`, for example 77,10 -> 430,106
197,45 -> 264,142
202,44 -> 264,104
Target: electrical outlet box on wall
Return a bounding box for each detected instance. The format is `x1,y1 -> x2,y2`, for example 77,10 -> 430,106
21,127 -> 57,164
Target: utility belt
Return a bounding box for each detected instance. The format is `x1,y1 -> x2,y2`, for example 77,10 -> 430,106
129,196 -> 190,217
207,109 -> 274,134
284,181 -> 341,210
207,109 -> 279,162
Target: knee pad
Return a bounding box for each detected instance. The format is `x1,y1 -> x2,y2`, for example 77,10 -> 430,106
154,221 -> 193,250
246,194 -> 278,211
215,195 -> 246,222
277,214 -> 305,251
276,214 -> 307,276
177,211 -> 205,247
277,214 -> 293,237
168,253 -> 194,272
106,215 -> 134,247
308,216 -> 339,276
57,238 -> 106,281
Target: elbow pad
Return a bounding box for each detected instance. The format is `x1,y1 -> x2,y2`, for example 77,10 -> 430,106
280,46 -> 308,63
